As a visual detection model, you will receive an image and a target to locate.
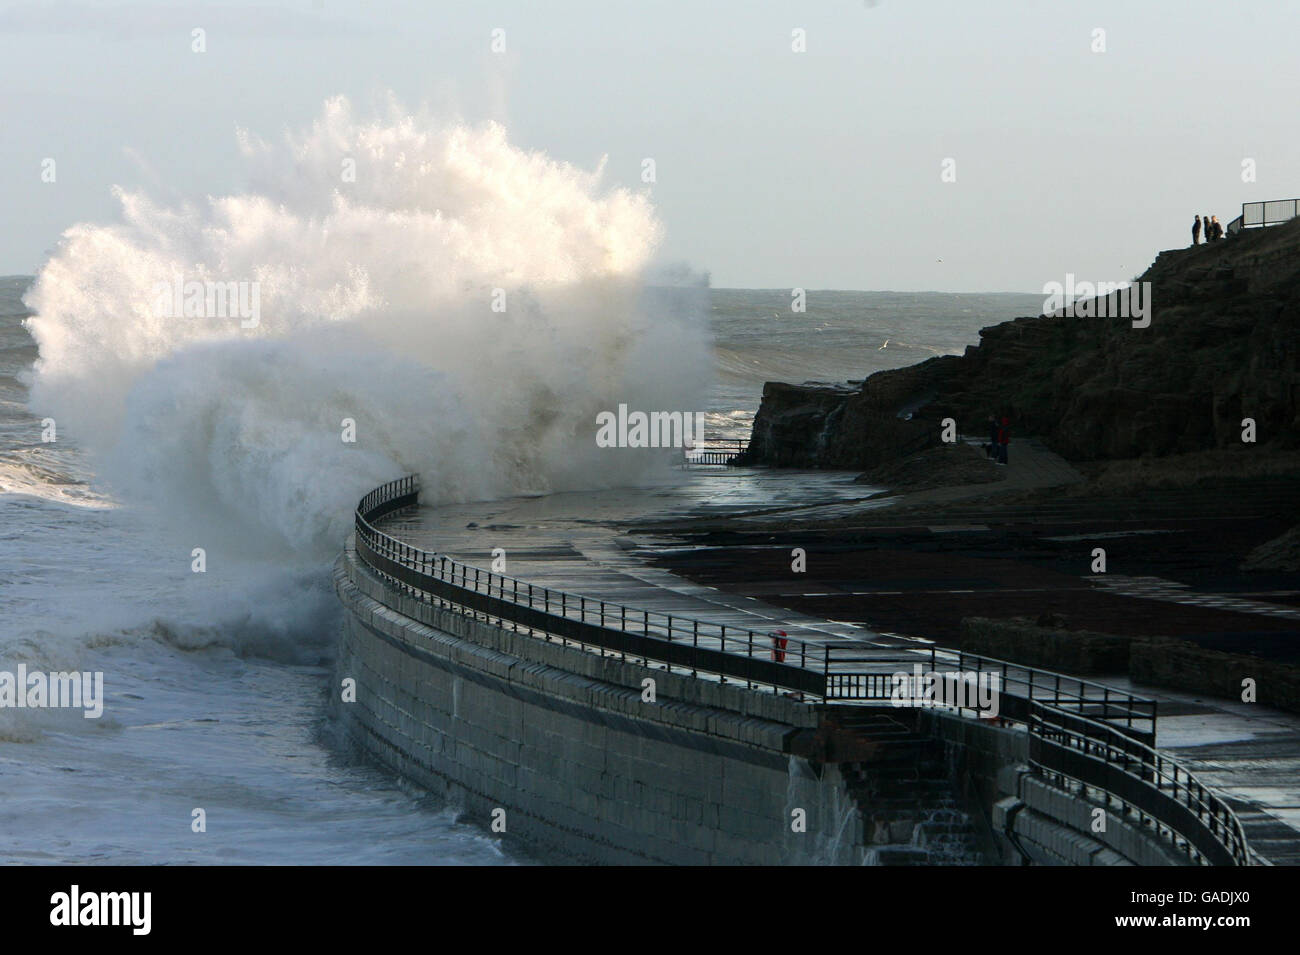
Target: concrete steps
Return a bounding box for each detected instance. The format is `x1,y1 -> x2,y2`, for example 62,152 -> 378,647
836,713 -> 985,865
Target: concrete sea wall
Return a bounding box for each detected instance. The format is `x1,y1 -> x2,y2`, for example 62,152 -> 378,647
334,541 -> 866,865
922,711 -> 1184,866
334,528 -> 1214,866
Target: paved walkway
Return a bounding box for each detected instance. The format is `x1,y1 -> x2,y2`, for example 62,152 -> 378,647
905,436 -> 1085,504
378,471 -> 1300,865
672,436 -> 1083,528
1093,575 -> 1300,621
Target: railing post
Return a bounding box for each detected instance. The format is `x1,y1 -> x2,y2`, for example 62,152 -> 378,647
691,621 -> 698,677
747,631 -> 754,689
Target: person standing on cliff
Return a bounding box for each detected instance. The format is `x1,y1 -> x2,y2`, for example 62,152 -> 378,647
1192,215 -> 1202,245
1205,213 -> 1216,242
996,417 -> 1010,465
1211,215 -> 1224,241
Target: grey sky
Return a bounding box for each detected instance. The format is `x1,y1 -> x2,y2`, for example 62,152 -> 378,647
3,0 -> 1297,290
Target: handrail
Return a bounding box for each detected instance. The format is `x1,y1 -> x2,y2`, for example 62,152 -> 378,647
1028,701 -> 1253,866
349,474 -> 1251,865
828,646 -> 1157,743
1237,197 -> 1299,231
352,476 -> 1156,733
683,438 -> 748,467
355,476 -> 831,696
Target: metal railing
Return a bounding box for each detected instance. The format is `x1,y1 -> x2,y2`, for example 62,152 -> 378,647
1028,701 -> 1253,866
350,475 -> 1251,864
356,476 -> 830,698
1228,198 -> 1299,236
828,648 -> 1157,742
352,477 -> 1155,729
682,438 -> 748,467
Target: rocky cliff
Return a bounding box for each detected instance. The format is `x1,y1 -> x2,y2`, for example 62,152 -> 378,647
742,218 -> 1300,467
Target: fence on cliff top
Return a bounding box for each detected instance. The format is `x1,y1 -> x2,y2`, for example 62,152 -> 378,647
1226,197 -> 1300,236
351,475 -> 1253,865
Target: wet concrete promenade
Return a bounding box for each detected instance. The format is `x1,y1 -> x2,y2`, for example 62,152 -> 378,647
379,465 -> 1300,864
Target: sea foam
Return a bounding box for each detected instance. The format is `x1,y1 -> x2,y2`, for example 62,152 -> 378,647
23,95 -> 711,561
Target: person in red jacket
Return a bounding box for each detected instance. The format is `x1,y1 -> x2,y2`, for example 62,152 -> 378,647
996,416 -> 1010,465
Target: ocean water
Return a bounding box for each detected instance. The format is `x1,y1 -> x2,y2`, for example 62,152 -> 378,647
0,277 -> 1040,864
0,100 -> 1044,864
706,288 -> 1044,440
1,272 -> 519,865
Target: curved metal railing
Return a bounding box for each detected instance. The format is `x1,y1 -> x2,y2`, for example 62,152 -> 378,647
1028,701 -> 1253,866
356,476 -> 828,697
352,477 -> 1156,728
349,474 -> 1253,865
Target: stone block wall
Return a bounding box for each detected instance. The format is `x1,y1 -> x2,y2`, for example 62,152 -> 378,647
334,544 -> 865,865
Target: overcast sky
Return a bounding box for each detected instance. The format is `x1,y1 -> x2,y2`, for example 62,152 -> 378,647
3,0 -> 1298,290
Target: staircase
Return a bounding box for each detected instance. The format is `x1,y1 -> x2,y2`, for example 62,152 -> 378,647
834,710 -> 986,865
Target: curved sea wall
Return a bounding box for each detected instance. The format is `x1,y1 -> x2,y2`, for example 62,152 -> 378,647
330,479 -> 1253,866
334,541 -> 865,865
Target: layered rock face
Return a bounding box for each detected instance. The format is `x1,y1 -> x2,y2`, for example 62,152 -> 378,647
741,380 -> 938,468
743,219 -> 1300,467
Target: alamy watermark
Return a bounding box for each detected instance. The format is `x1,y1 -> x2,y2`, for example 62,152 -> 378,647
50,885 -> 150,935
595,404 -> 706,449
1042,274 -> 1151,328
0,666 -> 104,718
153,275 -> 260,328
889,665 -> 1001,718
